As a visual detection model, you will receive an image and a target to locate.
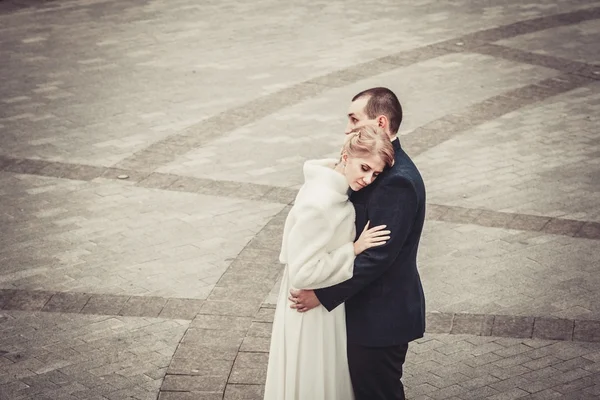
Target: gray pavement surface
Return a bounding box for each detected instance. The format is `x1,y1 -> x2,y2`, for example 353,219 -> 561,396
1,0 -> 600,399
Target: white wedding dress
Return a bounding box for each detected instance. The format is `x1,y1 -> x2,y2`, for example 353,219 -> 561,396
264,159 -> 356,400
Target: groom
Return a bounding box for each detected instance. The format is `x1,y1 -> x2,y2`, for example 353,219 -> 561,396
290,87 -> 426,400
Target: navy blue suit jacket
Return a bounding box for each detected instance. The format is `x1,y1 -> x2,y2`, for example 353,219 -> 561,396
315,138 -> 426,347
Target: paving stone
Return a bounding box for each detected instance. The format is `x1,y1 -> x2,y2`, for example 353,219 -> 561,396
228,353 -> 269,385
574,321 -> 600,342
0,310 -> 187,400
0,289 -> 18,309
245,322 -> 272,339
167,357 -> 233,377
182,328 -> 245,350
118,296 -> 167,318
161,374 -> 226,392
159,392 -> 222,400
492,316 -> 535,339
136,173 -> 179,191
533,317 -> 574,341
171,345 -> 239,363
239,336 -> 271,353
199,301 -> 261,318
190,315 -> 253,331
576,222 -> 600,240
207,287 -> 269,303
426,312 -> 454,334
80,294 -> 131,316
3,290 -> 53,311
506,214 -> 552,231
42,292 -> 92,313
223,384 -> 264,400
542,219 -> 586,237
158,298 -> 204,320
451,313 -> 495,336
252,307 -> 275,323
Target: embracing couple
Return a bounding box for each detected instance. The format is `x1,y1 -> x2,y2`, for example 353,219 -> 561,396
264,87 -> 427,400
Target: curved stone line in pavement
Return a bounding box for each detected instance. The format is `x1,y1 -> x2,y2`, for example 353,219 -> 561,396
427,204 -> 600,241
438,5 -> 600,52
426,311 -> 600,343
0,155 -> 297,204
115,6 -> 600,173
402,73 -> 594,158
473,43 -> 600,80
158,206 -> 289,397
3,287 -> 599,343
1,73 -> 595,204
2,155 -> 599,239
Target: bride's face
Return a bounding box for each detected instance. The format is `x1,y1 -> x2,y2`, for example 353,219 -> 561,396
343,153 -> 386,191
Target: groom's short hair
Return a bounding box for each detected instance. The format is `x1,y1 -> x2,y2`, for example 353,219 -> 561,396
352,87 -> 403,134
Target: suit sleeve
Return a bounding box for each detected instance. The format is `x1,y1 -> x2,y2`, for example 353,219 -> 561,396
314,176 -> 418,311
286,203 -> 356,290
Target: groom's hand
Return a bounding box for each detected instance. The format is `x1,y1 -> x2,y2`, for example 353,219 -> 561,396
289,289 -> 320,313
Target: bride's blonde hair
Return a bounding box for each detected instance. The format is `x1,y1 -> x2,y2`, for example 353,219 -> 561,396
341,125 -> 395,168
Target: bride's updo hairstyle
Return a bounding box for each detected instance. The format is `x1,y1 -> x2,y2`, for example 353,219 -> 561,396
341,125 -> 395,168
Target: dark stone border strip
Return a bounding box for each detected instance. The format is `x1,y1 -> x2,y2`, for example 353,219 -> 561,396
438,6 -> 600,51
402,73 -> 594,157
473,43 -> 600,80
114,7 -> 600,172
157,206 -> 290,398
427,204 -> 600,240
115,83 -> 331,172
2,156 -> 600,240
116,43 -> 455,173
0,0 -> 83,15
253,306 -> 600,344
137,172 -> 298,205
1,6 -> 599,398
426,312 -> 600,343
2,56 -> 596,210
3,287 -> 599,344
0,288 -> 205,320
0,155 -> 299,205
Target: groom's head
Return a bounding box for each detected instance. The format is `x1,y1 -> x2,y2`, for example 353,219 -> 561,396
345,87 -> 403,140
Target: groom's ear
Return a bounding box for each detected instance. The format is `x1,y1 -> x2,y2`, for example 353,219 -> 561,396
377,115 -> 388,129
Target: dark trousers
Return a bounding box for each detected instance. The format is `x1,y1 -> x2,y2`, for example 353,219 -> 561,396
347,342 -> 409,400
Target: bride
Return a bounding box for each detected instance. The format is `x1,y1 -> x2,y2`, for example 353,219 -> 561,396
264,125 -> 395,400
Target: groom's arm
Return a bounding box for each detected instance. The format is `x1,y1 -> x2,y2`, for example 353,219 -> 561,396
314,175 -> 418,312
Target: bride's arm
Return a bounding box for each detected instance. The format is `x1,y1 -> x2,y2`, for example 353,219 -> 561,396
285,203 -> 355,290
315,175 -> 418,311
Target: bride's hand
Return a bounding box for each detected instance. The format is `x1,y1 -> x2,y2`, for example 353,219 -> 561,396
354,221 -> 390,255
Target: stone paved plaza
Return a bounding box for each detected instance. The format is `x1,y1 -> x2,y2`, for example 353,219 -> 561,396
1,0 -> 600,399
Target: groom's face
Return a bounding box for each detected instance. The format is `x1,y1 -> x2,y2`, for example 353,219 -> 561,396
345,96 -> 377,135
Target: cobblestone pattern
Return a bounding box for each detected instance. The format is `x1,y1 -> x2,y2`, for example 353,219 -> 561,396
496,18 -> 600,66
418,81 -> 600,223
2,154 -> 600,240
414,220 -> 600,321
157,52 -> 560,187
0,155 -> 299,204
0,289 -> 205,321
4,286 -> 600,344
0,310 -> 188,400
197,306 -> 600,400
0,172 -> 283,297
427,204 -> 600,240
158,207 -> 288,400
0,2 -> 598,171
0,0 -> 599,399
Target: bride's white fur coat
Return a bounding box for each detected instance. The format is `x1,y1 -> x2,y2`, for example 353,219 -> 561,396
264,159 -> 356,400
